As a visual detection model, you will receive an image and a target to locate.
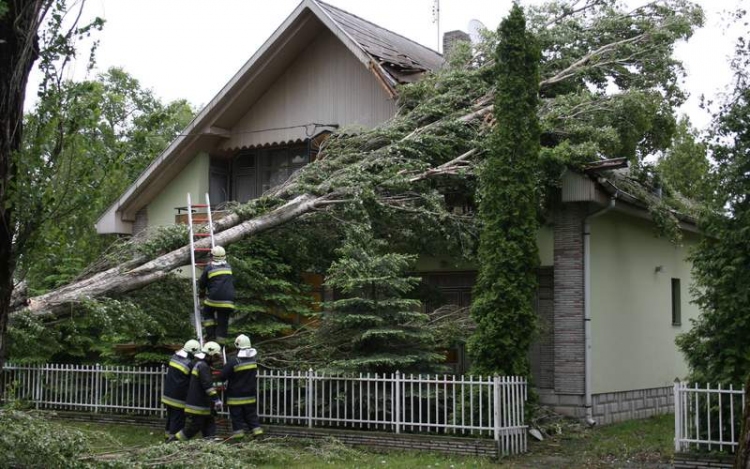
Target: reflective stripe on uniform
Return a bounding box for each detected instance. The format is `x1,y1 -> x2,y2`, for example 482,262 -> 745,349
185,404 -> 211,415
227,396 -> 257,405
202,318 -> 217,326
207,387 -> 217,396
207,268 -> 232,279
169,360 -> 190,375
161,395 -> 186,408
191,369 -> 200,376
176,430 -> 187,441
233,363 -> 257,372
203,299 -> 235,309
252,427 -> 264,436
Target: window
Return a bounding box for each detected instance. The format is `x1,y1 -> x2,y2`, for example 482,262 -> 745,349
210,144 -> 310,204
671,278 -> 681,326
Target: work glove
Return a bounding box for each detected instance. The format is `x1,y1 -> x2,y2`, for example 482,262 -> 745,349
213,399 -> 223,411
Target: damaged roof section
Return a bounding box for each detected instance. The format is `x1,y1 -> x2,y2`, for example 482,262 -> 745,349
582,159 -> 699,226
318,1 -> 444,87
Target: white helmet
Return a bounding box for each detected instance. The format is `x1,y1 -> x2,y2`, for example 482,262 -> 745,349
211,246 -> 226,261
202,341 -> 222,357
182,339 -> 201,355
234,334 -> 252,350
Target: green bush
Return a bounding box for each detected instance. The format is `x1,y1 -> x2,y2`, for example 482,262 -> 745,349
0,410 -> 92,469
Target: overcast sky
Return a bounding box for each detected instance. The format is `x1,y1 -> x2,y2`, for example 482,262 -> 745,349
45,0 -> 746,130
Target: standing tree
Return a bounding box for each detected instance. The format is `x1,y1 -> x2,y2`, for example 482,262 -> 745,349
18,68 -> 194,292
467,4 -> 541,377
318,223 -> 442,374
676,37 -> 750,388
1,0 -> 105,367
671,30 -> 750,469
656,116 -> 710,201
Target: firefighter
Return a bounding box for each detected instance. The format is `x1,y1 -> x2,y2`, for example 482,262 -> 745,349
174,341 -> 223,441
161,339 -> 201,441
198,245 -> 235,342
220,334 -> 263,440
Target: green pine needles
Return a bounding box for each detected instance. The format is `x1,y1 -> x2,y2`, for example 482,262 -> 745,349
319,223 -> 443,374
468,5 -> 541,377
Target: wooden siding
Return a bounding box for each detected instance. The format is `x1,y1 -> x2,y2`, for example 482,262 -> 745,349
222,29 -> 397,151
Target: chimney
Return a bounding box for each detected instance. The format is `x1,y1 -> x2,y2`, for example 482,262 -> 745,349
443,30 -> 470,58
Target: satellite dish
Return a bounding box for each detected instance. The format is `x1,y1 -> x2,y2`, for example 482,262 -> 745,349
468,19 -> 486,45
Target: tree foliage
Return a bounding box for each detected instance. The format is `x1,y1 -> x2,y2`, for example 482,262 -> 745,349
467,4 -> 541,377
6,0 -> 708,376
317,222 -> 443,373
19,68 -> 194,293
676,34 -> 750,386
0,0 -> 106,368
656,116 -> 710,201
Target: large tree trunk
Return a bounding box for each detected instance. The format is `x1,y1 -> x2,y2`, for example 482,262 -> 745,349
0,1 -> 52,373
17,193 -> 327,316
735,374 -> 750,469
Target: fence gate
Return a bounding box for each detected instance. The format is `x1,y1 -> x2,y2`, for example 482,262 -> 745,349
674,379 -> 745,453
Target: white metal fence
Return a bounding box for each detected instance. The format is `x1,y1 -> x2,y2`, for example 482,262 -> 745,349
674,380 -> 745,453
2,363 -> 528,454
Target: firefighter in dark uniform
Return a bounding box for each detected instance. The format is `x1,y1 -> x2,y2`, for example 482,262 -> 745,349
161,339 -> 201,441
220,334 -> 263,440
174,341 -> 223,441
198,245 -> 235,342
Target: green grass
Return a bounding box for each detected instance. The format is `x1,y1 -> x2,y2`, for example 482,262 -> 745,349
503,414 -> 674,468
58,414 -> 675,468
65,421 -> 163,452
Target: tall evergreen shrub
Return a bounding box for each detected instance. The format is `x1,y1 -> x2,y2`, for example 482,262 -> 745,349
468,4 -> 541,377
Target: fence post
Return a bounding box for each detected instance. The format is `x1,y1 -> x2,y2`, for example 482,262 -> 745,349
34,364 -> 41,409
94,364 -> 101,413
160,365 -> 166,418
394,371 -> 401,434
307,368 -> 314,428
493,376 -> 501,443
673,378 -> 681,453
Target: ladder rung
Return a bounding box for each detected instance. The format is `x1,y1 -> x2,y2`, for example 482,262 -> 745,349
195,248 -> 212,252
194,233 -> 212,237
191,204 -> 209,208
195,262 -> 208,267
192,218 -> 209,222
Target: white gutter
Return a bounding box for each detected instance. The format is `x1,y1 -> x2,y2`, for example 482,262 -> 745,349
583,192 -> 617,425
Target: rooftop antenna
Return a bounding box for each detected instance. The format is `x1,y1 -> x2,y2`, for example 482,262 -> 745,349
432,0 -> 440,52
468,19 -> 487,46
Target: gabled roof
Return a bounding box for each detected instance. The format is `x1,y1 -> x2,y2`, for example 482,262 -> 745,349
96,0 -> 443,234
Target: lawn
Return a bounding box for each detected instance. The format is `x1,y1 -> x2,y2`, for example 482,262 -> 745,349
61,414 -> 676,468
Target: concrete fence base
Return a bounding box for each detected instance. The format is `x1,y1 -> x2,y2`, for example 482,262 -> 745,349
673,453 -> 735,468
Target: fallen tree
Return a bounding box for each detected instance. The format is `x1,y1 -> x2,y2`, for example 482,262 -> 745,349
11,0 -> 704,320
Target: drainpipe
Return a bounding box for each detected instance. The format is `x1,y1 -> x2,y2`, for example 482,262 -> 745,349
583,192 -> 617,425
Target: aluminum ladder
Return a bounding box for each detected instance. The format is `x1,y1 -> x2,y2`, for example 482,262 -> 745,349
186,192 -> 216,346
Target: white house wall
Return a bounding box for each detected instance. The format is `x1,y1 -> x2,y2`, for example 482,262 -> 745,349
222,29 -> 397,150
589,211 -> 699,394
147,153 -> 210,229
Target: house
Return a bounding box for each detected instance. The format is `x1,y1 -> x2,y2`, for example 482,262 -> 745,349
96,0 -> 700,425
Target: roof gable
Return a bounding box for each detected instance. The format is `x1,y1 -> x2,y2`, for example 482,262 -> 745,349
96,0 -> 443,234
